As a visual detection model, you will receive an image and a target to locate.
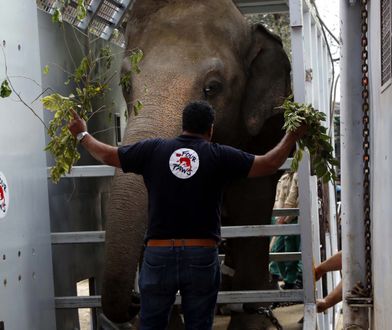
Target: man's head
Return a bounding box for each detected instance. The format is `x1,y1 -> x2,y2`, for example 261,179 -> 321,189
182,101 -> 215,139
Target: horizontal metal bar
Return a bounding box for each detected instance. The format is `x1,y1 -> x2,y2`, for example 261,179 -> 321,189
272,208 -> 299,217
221,224 -> 301,238
269,251 -> 302,262
56,295 -> 102,309
279,158 -> 293,170
51,224 -> 301,244
55,289 -> 304,308
51,231 -> 105,244
49,158 -> 292,179
47,165 -> 115,178
238,4 -> 289,14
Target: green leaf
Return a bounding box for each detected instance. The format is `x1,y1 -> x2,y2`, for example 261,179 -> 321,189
52,8 -> 63,23
0,80 -> 12,98
76,0 -> 87,21
133,100 -> 143,116
43,65 -> 50,75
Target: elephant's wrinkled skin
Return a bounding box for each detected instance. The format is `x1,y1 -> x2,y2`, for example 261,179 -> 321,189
102,1 -> 291,328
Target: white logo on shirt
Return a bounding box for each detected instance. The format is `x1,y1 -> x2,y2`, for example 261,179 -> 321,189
169,148 -> 199,179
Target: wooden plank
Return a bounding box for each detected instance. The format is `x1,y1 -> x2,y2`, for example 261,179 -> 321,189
55,290 -> 304,309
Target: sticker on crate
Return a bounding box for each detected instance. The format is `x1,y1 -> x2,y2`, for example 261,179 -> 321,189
0,172 -> 9,219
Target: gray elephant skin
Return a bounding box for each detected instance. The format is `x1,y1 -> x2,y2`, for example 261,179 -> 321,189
102,0 -> 291,329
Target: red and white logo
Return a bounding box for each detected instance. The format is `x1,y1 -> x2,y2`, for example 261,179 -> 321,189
169,148 -> 200,179
0,172 -> 9,219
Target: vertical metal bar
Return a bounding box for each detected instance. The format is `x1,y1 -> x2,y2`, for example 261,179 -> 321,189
340,0 -> 369,327
289,0 -> 306,102
303,10 -> 313,102
311,19 -> 320,110
289,0 -> 317,310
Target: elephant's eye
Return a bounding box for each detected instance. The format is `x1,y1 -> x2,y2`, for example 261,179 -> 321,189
203,80 -> 223,98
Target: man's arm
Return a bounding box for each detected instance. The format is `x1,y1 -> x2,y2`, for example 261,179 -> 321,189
315,250 -> 342,280
248,129 -> 304,178
68,110 -> 121,168
316,281 -> 343,313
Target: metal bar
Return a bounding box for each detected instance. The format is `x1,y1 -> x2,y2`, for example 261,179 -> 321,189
289,0 -> 317,307
55,289 -> 304,308
47,165 -> 115,178
50,158 -> 292,180
303,303 -> 317,330
340,0 -> 369,327
221,224 -> 301,238
272,207 -> 299,216
269,251 -> 302,261
51,223 -> 302,244
237,3 -> 289,14
51,231 -> 105,244
279,157 -> 293,170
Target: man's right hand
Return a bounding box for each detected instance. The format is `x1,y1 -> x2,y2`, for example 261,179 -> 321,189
68,109 -> 87,138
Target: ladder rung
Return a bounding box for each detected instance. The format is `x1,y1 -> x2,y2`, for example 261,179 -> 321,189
272,208 -> 299,217
47,165 -> 115,178
221,224 -> 301,238
48,158 -> 293,179
51,231 -> 105,244
51,224 -> 301,244
55,290 -> 303,309
269,252 -> 302,262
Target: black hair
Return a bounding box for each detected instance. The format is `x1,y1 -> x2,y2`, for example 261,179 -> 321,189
182,100 -> 215,134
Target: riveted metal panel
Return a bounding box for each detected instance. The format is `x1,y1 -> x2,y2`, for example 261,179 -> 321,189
0,1 -> 56,329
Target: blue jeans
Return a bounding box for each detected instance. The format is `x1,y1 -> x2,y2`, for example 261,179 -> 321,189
139,246 -> 220,330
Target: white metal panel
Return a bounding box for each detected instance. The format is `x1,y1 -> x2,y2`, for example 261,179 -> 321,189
369,0 -> 392,328
0,1 -> 56,329
340,0 -> 370,327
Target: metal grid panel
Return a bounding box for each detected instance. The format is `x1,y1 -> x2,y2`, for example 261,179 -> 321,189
381,0 -> 391,86
36,0 -> 131,47
36,0 -> 289,48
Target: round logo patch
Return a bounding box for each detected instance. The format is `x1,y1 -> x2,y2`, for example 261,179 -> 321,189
0,172 -> 9,219
169,148 -> 200,179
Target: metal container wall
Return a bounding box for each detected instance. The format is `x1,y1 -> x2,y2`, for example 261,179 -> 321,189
0,2 -> 56,329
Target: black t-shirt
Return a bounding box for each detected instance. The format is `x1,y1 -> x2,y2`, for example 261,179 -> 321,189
118,135 -> 255,242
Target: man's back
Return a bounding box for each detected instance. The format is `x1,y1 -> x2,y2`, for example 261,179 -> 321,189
118,134 -> 254,241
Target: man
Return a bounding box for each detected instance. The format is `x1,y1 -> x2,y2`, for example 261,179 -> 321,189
68,100 -> 305,330
269,171 -> 302,290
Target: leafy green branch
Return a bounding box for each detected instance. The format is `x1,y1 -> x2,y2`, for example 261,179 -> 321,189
279,97 -> 338,183
1,7 -> 145,183
41,46 -> 144,183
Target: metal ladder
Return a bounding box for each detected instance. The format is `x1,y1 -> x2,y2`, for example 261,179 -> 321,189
36,0 -> 337,328
50,157 -> 318,329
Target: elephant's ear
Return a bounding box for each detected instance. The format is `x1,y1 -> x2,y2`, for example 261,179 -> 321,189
242,24 -> 291,136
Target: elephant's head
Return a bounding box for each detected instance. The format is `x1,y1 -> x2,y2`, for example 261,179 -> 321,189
102,0 -> 291,323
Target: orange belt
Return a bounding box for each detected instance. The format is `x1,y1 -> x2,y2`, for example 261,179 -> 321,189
146,239 -> 217,247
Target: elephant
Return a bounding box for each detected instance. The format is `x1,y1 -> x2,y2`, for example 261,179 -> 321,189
101,0 -> 291,328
